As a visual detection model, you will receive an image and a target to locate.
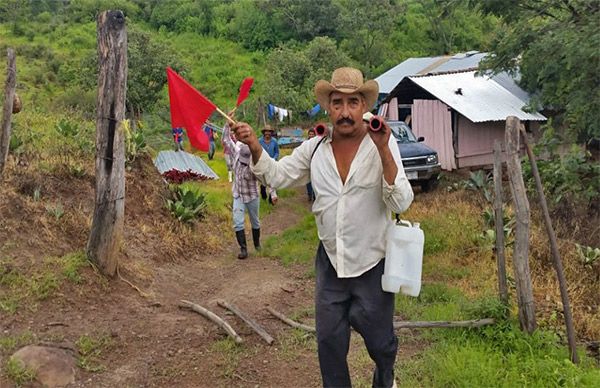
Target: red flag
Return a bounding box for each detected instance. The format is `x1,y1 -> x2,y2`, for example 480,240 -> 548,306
236,77 -> 254,107
166,67 -> 216,152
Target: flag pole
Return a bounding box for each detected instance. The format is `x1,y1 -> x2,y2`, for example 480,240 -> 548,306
215,107 -> 236,124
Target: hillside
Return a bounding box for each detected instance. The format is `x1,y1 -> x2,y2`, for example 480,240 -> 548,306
1,1 -> 599,387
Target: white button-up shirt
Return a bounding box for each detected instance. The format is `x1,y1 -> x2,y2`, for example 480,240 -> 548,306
251,133 -> 414,278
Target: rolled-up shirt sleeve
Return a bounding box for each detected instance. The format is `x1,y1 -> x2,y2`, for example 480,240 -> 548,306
251,137 -> 317,189
382,135 -> 414,213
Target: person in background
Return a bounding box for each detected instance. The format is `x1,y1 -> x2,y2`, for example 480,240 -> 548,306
258,125 -> 280,204
222,119 -> 261,259
305,127 -> 316,201
232,67 -> 414,388
204,124 -> 217,160
172,127 -> 184,151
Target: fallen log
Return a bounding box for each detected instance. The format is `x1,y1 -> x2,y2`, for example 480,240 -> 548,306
393,318 -> 495,329
267,307 -> 495,332
179,300 -> 243,344
218,300 -> 274,345
267,307 -> 316,333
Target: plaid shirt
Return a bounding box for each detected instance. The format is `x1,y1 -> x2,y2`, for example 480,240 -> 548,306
223,125 -> 258,203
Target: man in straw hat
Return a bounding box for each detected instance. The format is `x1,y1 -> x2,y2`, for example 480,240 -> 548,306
233,67 -> 413,387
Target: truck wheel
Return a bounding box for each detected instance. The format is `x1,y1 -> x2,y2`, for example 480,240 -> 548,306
420,177 -> 438,192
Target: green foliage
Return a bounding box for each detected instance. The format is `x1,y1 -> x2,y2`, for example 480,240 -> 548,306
166,185 -> 208,223
76,334 -> 112,373
521,139 -> 600,210
5,357 -> 36,387
127,27 -> 182,115
478,207 -> 515,251
263,209 -> 319,265
478,0 -> 600,141
123,120 -> 147,165
576,243 -> 600,267
336,0 -> 400,76
264,36 -> 353,114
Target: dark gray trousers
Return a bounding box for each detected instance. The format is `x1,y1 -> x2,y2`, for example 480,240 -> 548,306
315,243 -> 398,388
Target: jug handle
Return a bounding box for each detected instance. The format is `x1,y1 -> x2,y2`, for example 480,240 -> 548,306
394,213 -> 412,228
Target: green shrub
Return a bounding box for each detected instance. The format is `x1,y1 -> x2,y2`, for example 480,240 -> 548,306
166,185 -> 208,223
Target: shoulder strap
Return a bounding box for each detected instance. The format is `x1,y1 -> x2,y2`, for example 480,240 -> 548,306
310,136 -> 328,161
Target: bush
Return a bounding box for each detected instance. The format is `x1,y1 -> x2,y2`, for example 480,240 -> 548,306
166,185 -> 208,223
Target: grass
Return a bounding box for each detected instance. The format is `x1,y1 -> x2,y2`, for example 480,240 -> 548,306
0,251 -> 90,314
4,357 -> 36,387
210,338 -> 246,379
262,208 -> 319,266
0,332 -> 35,354
75,333 -> 112,373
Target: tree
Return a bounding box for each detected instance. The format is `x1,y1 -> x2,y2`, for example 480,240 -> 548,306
127,28 -> 180,117
476,0 -> 600,142
335,0 -> 400,77
263,37 -> 353,114
269,0 -> 340,42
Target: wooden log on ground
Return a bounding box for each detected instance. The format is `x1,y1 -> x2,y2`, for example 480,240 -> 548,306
267,307 -> 316,333
393,318 -> 495,329
0,48 -> 16,176
520,127 -> 579,364
218,300 -> 274,345
267,307 -> 495,332
505,116 -> 536,334
86,10 -> 127,277
180,300 -> 243,344
493,140 -> 509,307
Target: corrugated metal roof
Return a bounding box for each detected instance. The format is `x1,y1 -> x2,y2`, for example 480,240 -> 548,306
376,57 -> 440,93
408,71 -> 546,123
154,150 -> 219,180
375,52 -> 533,105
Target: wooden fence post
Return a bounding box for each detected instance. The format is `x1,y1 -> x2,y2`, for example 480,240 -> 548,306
493,140 -> 509,307
505,116 -> 536,333
87,10 -> 127,277
520,127 -> 579,363
0,48 -> 16,177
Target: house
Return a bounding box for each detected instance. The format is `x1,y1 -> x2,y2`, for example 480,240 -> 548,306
375,52 -> 546,170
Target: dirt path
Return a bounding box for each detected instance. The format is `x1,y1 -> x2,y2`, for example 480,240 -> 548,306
1,185 -> 425,387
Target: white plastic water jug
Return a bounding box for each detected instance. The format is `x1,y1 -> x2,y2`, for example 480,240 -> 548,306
381,219 -> 424,296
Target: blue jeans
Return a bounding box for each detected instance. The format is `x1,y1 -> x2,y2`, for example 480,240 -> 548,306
208,140 -> 216,160
233,197 -> 260,232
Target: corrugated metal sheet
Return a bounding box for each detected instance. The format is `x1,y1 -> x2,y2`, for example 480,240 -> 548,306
154,150 -> 219,179
376,57 -> 440,93
409,71 -> 546,123
375,52 -> 532,105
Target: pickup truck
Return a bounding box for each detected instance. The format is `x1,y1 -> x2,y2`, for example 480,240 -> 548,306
388,120 -> 441,192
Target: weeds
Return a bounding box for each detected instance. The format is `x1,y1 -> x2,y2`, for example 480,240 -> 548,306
0,332 -> 35,353
4,358 -> 36,386
45,203 -> 65,220
76,334 -> 112,373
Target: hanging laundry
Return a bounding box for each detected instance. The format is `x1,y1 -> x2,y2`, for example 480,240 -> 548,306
267,103 -> 275,120
308,103 -> 321,117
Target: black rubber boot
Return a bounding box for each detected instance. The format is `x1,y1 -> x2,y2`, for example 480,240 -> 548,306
235,230 -> 248,259
252,228 -> 261,250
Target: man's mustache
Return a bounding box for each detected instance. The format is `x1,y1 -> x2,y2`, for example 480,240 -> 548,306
336,117 -> 355,126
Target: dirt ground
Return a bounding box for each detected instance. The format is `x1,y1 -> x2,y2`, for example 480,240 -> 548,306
0,156 -> 425,387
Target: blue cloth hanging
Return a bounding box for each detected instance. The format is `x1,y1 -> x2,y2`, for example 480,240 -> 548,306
308,103 -> 321,117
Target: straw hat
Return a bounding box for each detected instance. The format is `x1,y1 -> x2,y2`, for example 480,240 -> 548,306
314,67 -> 379,112
261,125 -> 275,134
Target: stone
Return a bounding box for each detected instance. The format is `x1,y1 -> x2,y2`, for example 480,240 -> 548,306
11,345 -> 76,387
